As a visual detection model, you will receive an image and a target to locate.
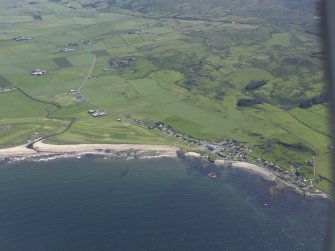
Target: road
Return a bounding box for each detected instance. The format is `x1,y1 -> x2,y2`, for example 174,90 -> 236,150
78,55 -> 96,91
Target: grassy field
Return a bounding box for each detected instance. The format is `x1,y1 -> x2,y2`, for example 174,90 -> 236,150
0,0 -> 332,193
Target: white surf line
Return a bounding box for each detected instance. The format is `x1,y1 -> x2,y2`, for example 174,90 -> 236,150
78,55 -> 96,91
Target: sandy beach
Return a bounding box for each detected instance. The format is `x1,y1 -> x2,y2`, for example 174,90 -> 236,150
0,142 -> 179,158
184,152 -> 276,181
184,152 -> 202,158
0,145 -> 37,156
34,142 -> 179,157
215,159 -> 277,181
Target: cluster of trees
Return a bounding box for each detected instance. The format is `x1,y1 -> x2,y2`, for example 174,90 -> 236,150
237,98 -> 262,107
213,90 -> 225,101
299,93 -> 327,108
310,52 -> 325,60
81,1 -> 103,8
32,15 -> 42,20
244,80 -> 267,91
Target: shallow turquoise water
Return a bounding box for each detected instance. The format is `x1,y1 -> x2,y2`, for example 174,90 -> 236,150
0,157 -> 329,250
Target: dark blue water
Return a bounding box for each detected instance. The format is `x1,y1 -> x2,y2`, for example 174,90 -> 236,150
0,157 -> 329,250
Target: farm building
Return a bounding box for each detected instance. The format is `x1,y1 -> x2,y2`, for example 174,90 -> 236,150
31,69 -> 46,76
60,48 -> 75,52
13,36 -> 31,41
88,110 -> 107,117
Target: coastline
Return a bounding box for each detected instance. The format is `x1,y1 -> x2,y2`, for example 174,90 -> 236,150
214,159 -> 277,181
221,160 -> 329,199
184,152 -> 329,199
184,152 -> 276,181
0,144 -> 329,199
0,142 -> 179,163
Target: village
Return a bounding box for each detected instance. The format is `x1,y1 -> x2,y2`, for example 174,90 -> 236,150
128,118 -> 318,192
76,99 -> 317,193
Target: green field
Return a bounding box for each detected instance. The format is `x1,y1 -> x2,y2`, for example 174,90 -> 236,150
53,57 -> 74,68
0,0 -> 332,193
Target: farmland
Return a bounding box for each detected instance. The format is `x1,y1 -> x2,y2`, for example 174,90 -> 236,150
0,0 -> 332,193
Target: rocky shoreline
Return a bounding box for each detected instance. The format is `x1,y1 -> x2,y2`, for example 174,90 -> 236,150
184,152 -> 330,200
0,151 -> 175,165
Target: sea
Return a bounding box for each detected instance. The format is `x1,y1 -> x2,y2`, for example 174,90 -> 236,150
0,157 -> 329,251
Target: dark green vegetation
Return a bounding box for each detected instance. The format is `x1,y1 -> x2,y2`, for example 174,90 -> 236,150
53,57 -> 73,68
245,80 -> 268,91
299,93 -> 327,108
0,0 -> 331,193
237,98 -> 262,107
92,50 -> 109,57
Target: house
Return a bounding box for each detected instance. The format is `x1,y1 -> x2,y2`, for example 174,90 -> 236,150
208,173 -> 217,179
13,36 -> 31,41
65,42 -> 79,47
83,41 -> 94,45
88,110 -> 107,117
76,96 -> 86,103
31,69 -> 46,76
207,145 -> 215,151
60,48 -> 75,52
